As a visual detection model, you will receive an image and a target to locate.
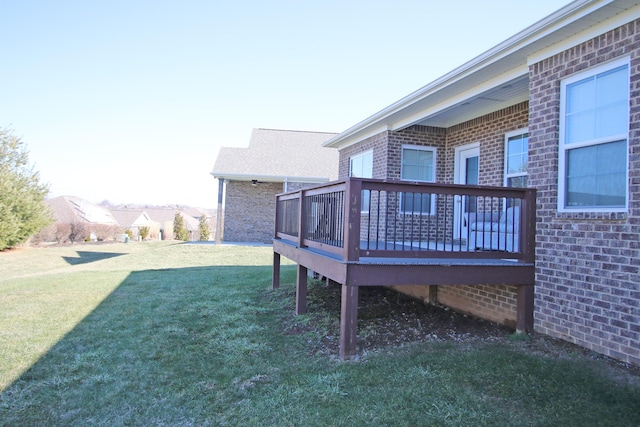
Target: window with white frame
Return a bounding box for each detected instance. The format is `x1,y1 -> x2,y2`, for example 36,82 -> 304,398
400,145 -> 436,214
350,150 -> 373,212
559,58 -> 629,211
350,150 -> 373,179
505,130 -> 528,188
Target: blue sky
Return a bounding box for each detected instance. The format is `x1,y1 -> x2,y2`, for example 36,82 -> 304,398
1,0 -> 567,208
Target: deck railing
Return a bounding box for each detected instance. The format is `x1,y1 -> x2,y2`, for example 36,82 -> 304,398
275,178 -> 536,263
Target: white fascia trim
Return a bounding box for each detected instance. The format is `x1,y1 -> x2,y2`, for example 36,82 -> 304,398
323,0 -> 614,150
528,3 -> 640,65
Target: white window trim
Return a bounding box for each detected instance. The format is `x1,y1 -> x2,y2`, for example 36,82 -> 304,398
504,128 -> 528,188
558,56 -> 630,213
400,144 -> 437,215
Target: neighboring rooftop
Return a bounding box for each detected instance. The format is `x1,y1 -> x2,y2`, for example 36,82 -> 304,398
211,128 -> 339,183
47,196 -> 118,225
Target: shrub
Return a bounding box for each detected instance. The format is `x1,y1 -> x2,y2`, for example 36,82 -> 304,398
69,222 -> 89,243
139,226 -> 150,240
148,224 -> 160,240
31,223 -> 57,244
93,224 -> 117,241
55,223 -> 71,243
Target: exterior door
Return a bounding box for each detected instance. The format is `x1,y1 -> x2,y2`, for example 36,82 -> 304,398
454,144 -> 480,240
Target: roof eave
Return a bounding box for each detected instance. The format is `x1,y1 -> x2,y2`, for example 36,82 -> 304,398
210,172 -> 333,183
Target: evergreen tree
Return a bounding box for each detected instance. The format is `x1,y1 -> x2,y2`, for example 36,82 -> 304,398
0,128 -> 52,250
173,212 -> 188,241
198,216 -> 210,241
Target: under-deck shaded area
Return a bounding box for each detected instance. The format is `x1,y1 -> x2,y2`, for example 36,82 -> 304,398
272,178 -> 536,358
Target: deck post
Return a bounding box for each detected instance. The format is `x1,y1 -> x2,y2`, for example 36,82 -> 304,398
339,284 -> 359,359
516,285 -> 534,333
297,189 -> 306,248
296,265 -> 308,315
521,189 -> 537,264
272,252 -> 280,289
343,178 -> 362,262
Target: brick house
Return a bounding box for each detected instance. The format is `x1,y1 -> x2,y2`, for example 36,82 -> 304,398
211,128 -> 338,243
273,0 -> 640,364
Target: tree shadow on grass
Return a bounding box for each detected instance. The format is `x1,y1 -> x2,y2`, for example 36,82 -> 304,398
0,264 -> 295,425
62,251 -> 128,265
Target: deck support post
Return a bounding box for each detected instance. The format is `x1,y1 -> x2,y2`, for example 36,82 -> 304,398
272,252 -> 280,289
516,285 -> 534,333
339,284 -> 359,359
296,265 -> 308,315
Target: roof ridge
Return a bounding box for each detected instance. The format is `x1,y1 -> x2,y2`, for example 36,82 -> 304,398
256,128 -> 338,135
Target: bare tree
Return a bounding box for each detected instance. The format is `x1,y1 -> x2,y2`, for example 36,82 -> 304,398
69,222 -> 89,243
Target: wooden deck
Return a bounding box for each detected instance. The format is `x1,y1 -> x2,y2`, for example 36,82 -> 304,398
272,178 -> 536,359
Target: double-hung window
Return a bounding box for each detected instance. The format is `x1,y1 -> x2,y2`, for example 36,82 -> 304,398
400,145 -> 436,214
505,130 -> 528,208
559,58 -> 629,212
350,150 -> 373,212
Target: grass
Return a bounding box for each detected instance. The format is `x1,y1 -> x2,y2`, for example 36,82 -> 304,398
1,241 -> 639,426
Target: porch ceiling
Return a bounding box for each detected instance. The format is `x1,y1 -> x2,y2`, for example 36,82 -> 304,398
407,74 -> 529,129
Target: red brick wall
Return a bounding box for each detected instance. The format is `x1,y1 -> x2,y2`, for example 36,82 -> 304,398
437,285 -> 518,329
529,20 -> 640,366
338,132 -> 390,179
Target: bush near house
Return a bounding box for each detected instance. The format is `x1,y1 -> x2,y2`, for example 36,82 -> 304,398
30,223 -> 57,244
54,223 -> 72,243
139,226 -> 150,240
92,224 -> 119,241
68,222 -> 89,243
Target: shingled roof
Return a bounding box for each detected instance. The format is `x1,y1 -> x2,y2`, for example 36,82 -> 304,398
47,196 -> 118,225
211,128 -> 338,183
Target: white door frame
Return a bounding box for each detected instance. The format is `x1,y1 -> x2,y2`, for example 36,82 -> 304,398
453,143 -> 480,239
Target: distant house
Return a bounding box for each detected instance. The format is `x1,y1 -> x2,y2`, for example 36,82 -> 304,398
46,195 -> 119,241
211,128 -> 338,243
144,208 -> 201,241
183,207 -> 216,241
110,209 -> 154,240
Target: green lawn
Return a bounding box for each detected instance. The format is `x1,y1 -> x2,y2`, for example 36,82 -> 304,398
0,242 -> 638,426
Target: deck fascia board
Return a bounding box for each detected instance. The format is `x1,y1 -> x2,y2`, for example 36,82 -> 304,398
273,239 -> 535,287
